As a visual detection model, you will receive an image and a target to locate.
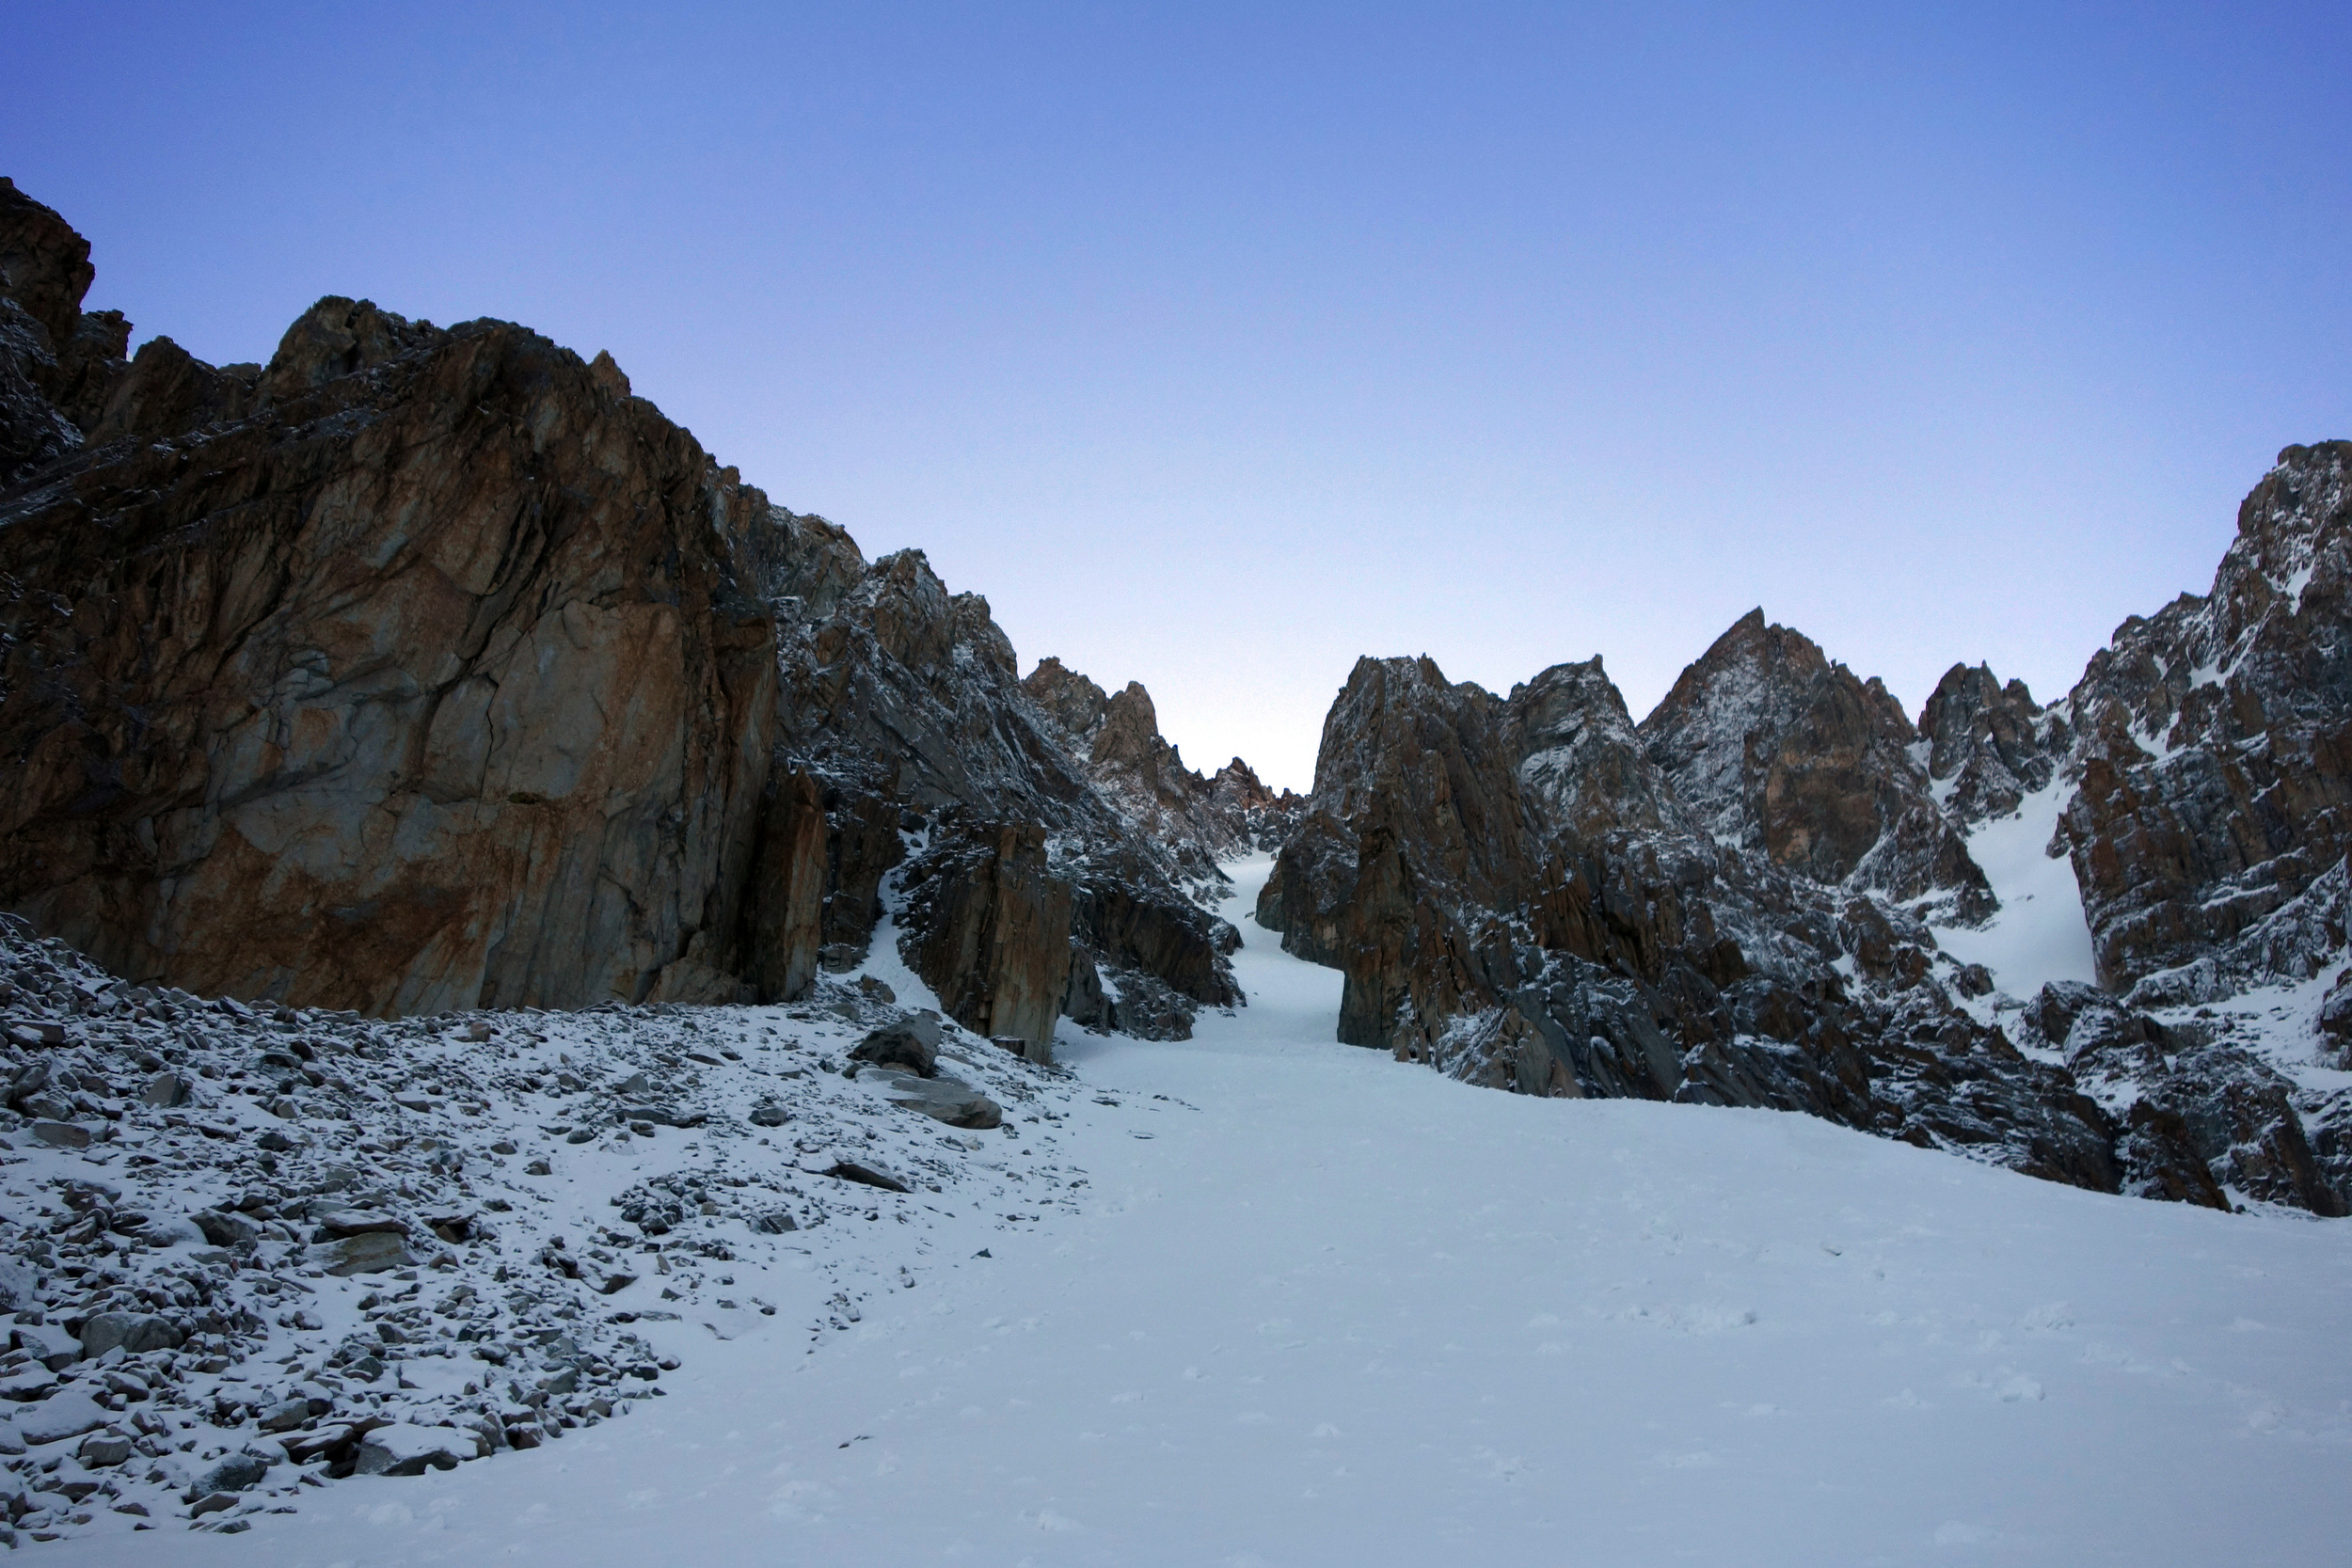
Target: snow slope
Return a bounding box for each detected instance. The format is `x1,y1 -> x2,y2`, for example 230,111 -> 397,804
1931,780 -> 2099,996
58,859 -> 2352,1566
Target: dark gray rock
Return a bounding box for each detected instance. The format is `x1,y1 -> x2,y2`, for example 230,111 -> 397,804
77,1311 -> 182,1358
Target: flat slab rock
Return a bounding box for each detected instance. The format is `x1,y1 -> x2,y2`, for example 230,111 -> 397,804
353,1422 -> 482,1477
876,1069 -> 1004,1131
15,1390 -> 110,1446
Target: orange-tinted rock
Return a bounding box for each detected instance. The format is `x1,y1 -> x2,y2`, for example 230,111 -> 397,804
0,294 -> 784,1014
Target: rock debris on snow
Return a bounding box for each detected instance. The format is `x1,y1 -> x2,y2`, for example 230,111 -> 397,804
0,916 -> 1094,1545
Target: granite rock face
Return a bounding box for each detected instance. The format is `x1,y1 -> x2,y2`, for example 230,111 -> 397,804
0,184 -> 1262,1042
2056,442 -> 2352,997
1268,645 -> 2222,1209
767,530 -> 1244,1043
898,822 -> 1073,1057
1643,610 -> 1993,921
0,222 -> 784,1013
0,178 -> 129,486
1917,663 -> 2068,825
1023,657 -> 1302,878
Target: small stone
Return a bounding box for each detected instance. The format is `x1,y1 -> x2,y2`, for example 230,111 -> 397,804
749,1102 -> 789,1127
749,1211 -> 798,1234
525,1159 -> 552,1176
490,1139 -> 518,1155
255,1129 -> 296,1151
29,1120 -> 88,1150
187,1492 -> 239,1518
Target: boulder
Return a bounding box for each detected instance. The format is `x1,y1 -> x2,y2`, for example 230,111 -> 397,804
850,1022 -> 938,1078
877,1070 -> 1004,1131
192,1209 -> 262,1247
77,1310 -> 182,1358
0,1256 -> 37,1313
16,1390 -> 107,1446
193,1450 -> 271,1493
314,1210 -> 408,1238
76,1431 -> 132,1466
310,1230 -> 416,1276
352,1422 -> 477,1476
29,1119 -> 87,1149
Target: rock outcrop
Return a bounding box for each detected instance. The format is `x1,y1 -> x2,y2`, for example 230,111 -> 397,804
0,179 -> 130,487
766,527 -> 1244,1044
898,821 -> 1073,1056
1916,663 -> 2068,824
0,184 -> 1261,1052
1268,645 -> 2223,1209
0,247 -> 784,1013
1643,610 -> 1992,921
1022,657 -> 1302,877
2056,442 -> 2352,996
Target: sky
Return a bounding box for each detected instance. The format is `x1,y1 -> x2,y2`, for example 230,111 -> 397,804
7,2 -> 2348,789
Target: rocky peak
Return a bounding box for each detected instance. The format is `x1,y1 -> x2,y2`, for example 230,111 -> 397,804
1093,682 -> 1174,776
1917,663 -> 2068,823
1,179 -> 132,484
1263,630 -> 2216,1208
1206,757 -> 1303,843
0,177 -> 94,351
1021,656 -> 1111,743
1642,609 -> 1989,917
2058,440 -> 2352,992
770,535 -> 1241,1044
258,295 -> 443,401
1506,656 -> 1692,839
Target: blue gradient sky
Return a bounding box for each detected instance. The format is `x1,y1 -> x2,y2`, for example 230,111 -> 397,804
8,3 -> 2347,788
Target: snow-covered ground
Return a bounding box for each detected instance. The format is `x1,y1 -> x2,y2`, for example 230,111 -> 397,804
1931,780 -> 2099,997
50,859 -> 2352,1565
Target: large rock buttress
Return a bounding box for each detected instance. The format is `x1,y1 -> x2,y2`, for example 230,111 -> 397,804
0,285 -> 786,1013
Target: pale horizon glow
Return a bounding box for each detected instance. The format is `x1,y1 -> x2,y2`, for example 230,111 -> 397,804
8,3 -> 2348,789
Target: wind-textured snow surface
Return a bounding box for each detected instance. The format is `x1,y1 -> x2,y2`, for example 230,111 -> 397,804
51,860 -> 2352,1566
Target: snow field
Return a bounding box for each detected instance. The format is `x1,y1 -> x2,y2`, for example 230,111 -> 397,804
56,859 -> 2352,1566
1931,780 -> 2099,999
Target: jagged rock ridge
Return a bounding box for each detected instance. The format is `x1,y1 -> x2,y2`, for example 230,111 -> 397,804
0,180 -> 1276,1055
